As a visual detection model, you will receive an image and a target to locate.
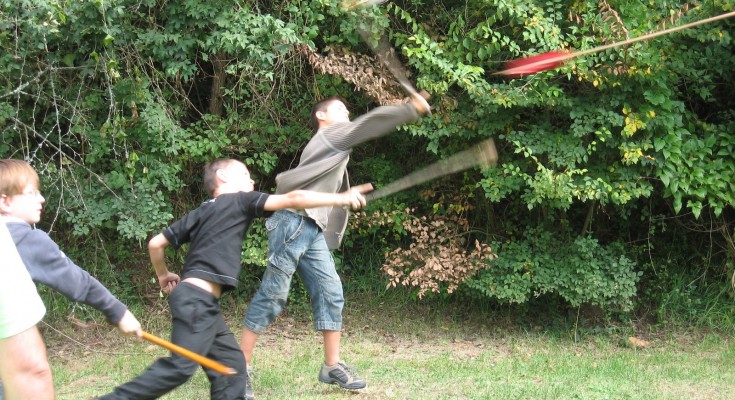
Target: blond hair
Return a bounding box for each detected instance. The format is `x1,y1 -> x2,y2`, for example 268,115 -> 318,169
0,159 -> 39,196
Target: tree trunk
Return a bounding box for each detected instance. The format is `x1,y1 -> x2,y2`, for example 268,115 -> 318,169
209,52 -> 228,116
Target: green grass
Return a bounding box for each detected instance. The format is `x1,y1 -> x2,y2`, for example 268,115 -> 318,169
44,291 -> 735,399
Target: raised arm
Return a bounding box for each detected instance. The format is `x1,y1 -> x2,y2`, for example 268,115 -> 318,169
264,183 -> 373,211
325,100 -> 429,151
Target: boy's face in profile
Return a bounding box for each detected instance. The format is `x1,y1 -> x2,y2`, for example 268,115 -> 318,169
222,161 -> 255,193
1,183 -> 45,224
319,100 -> 350,126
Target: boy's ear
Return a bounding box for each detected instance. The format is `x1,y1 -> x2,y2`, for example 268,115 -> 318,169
0,195 -> 11,215
315,110 -> 326,121
215,168 -> 228,183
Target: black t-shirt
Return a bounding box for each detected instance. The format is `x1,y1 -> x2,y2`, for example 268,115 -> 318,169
162,191 -> 271,291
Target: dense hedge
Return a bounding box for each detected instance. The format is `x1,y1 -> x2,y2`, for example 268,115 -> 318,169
1,0 -> 733,321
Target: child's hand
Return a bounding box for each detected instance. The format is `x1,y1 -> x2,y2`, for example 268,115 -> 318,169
117,310 -> 143,338
341,183 -> 372,210
410,91 -> 431,116
158,272 -> 180,293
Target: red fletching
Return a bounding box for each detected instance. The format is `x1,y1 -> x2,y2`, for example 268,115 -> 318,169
498,50 -> 569,77
495,10 -> 735,77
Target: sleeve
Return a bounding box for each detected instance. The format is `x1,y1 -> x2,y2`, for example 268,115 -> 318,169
18,230 -> 128,324
162,207 -> 202,249
240,191 -> 272,218
322,103 -> 420,150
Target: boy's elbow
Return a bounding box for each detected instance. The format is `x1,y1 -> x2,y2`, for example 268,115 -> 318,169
284,191 -> 307,208
148,234 -> 168,251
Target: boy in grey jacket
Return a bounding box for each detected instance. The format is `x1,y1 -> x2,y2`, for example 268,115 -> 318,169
240,93 -> 430,397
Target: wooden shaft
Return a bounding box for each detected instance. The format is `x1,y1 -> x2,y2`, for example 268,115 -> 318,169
141,331 -> 237,376
496,10 -> 735,76
356,27 -> 421,97
366,138 -> 497,201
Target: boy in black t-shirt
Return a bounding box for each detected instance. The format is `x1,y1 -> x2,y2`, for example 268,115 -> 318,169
98,159 -> 372,400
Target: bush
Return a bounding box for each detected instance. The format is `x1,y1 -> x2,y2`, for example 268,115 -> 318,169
463,227 -> 641,311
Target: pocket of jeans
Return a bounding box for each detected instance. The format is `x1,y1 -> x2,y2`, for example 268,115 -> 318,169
170,290 -> 207,333
284,218 -> 304,243
270,214 -> 303,243
265,216 -> 279,232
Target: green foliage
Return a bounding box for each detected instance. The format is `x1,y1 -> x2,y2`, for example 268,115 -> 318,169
639,261 -> 735,333
63,180 -> 173,240
656,122 -> 735,218
2,0 -> 734,320
464,227 -> 640,310
234,221 -> 269,297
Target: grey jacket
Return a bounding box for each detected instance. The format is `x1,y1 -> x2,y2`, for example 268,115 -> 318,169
5,219 -> 127,324
276,103 -> 420,248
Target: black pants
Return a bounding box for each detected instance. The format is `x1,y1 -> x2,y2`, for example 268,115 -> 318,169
99,283 -> 246,399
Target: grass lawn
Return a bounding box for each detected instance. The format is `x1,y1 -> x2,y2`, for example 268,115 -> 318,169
44,291 -> 735,399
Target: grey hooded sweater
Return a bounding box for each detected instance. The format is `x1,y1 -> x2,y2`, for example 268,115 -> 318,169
275,103 -> 420,248
5,219 -> 127,324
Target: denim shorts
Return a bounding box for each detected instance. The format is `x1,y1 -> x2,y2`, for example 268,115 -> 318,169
243,210 -> 344,333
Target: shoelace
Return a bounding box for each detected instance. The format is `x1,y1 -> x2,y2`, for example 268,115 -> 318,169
338,362 -> 359,377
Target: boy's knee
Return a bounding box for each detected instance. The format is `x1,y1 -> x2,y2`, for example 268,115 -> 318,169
261,271 -> 291,302
263,285 -> 289,303
167,365 -> 198,385
28,360 -> 52,379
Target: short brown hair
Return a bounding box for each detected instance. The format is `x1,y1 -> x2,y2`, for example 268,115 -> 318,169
0,159 -> 39,197
203,159 -> 237,197
310,96 -> 347,132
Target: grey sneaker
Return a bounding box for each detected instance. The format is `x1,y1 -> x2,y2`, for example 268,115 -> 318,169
244,365 -> 255,400
318,362 -> 367,390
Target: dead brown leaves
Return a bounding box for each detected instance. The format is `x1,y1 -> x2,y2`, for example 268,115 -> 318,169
355,207 -> 496,299
297,44 -> 406,105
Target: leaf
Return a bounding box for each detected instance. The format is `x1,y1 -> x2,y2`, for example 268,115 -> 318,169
673,194 -> 682,213
63,53 -> 76,67
643,90 -> 666,105
689,201 -> 703,219
627,337 -> 651,348
654,137 -> 666,152
660,173 -> 670,187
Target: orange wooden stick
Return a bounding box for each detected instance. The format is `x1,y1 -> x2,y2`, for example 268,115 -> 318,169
142,331 -> 237,376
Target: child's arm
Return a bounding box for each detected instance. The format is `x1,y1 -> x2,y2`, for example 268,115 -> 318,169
325,94 -> 430,150
148,233 -> 180,293
263,183 -> 373,211
13,228 -> 142,337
